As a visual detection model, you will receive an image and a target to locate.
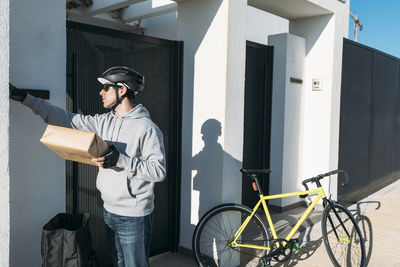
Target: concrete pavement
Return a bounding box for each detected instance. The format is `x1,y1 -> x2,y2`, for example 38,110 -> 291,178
149,179 -> 400,266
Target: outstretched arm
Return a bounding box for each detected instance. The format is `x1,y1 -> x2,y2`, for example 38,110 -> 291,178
10,83 -> 99,133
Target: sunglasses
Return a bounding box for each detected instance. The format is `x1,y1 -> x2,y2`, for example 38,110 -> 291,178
102,83 -> 122,92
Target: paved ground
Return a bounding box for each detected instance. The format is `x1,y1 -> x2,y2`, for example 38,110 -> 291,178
149,179 -> 400,267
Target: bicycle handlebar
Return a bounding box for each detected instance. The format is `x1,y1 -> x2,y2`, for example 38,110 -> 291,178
299,169 -> 349,198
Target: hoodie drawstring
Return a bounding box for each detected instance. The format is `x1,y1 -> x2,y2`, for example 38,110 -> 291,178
111,117 -> 118,142
115,118 -> 123,141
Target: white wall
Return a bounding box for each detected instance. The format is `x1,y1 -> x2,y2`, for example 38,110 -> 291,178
143,12 -> 178,40
245,0 -> 348,207
268,33 -> 306,207
246,6 -> 288,45
177,0 -> 246,249
143,5 -> 290,46
9,0 -> 66,266
289,0 -> 349,197
175,0 -> 349,249
0,1 -> 10,266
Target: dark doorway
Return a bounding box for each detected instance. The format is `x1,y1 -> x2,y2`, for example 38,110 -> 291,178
242,41 -> 274,207
66,22 -> 182,265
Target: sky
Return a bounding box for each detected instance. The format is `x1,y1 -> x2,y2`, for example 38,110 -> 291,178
348,0 -> 400,58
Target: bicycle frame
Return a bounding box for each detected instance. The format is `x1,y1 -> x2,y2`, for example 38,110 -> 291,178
230,187 -> 326,251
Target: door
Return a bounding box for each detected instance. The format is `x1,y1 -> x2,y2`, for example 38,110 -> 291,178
66,22 -> 182,265
242,41 -> 274,207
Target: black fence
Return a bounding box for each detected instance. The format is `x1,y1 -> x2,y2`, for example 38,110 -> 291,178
339,38 -> 400,202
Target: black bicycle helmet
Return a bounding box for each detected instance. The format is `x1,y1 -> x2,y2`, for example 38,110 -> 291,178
98,66 -> 145,92
97,66 -> 145,109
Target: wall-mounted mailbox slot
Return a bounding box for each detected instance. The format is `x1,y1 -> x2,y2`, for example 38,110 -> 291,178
290,77 -> 303,84
21,89 -> 50,99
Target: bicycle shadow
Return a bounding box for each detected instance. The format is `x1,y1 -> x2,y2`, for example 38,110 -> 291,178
349,200 -> 380,266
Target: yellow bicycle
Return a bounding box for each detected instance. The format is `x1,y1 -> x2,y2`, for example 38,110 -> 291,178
192,169 -> 366,267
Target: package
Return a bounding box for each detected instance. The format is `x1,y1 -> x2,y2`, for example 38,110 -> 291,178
40,125 -> 109,166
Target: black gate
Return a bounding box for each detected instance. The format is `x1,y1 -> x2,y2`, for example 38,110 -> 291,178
339,38 -> 400,202
242,41 -> 273,207
66,22 -> 182,265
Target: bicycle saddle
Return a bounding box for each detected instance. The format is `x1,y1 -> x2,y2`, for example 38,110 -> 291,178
240,169 -> 271,176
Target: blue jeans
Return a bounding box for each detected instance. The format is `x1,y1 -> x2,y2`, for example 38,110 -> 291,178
104,209 -> 153,267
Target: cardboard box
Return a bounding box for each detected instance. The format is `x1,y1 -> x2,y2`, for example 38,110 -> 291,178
40,125 -> 109,166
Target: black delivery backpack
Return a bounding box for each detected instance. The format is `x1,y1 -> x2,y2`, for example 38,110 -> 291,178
41,213 -> 94,267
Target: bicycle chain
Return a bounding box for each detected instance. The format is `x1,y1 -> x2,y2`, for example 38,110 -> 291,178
227,238 -> 299,264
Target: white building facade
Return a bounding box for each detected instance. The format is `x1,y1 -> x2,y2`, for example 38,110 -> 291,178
1,0 -> 349,265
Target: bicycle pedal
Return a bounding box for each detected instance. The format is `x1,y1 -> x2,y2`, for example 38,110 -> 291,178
259,257 -> 271,267
259,261 -> 270,267
290,238 -> 299,252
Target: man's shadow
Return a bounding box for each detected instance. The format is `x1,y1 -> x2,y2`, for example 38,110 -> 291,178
192,119 -> 241,219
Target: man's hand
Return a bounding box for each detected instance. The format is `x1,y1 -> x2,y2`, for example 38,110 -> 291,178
91,156 -> 106,168
92,145 -> 120,168
9,83 -> 27,102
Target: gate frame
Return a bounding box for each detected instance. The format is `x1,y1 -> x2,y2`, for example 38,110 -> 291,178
66,21 -> 183,254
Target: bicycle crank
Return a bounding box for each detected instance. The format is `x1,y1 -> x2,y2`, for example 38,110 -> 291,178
268,239 -> 299,263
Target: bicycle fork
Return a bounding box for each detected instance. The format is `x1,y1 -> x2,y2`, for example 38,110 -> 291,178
324,199 -> 351,244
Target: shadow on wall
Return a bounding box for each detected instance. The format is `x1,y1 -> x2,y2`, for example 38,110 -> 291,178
191,119 -> 241,221
178,0 -> 228,245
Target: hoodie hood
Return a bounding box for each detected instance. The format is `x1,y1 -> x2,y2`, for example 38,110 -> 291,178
111,104 -> 150,120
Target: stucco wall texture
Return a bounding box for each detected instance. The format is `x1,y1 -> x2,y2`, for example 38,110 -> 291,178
0,0 -> 10,265
9,0 -> 66,266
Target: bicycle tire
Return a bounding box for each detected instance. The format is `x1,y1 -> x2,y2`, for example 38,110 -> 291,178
193,203 -> 270,267
321,202 -> 366,267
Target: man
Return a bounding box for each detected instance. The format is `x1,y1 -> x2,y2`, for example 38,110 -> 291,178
9,66 -> 166,267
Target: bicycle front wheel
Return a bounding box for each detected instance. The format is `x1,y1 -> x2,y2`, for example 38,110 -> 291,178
321,202 -> 366,267
193,203 -> 270,267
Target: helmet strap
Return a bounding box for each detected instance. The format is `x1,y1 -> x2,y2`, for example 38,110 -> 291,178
111,87 -> 126,110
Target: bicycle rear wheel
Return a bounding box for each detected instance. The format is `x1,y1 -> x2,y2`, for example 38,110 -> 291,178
321,202 -> 366,267
193,203 -> 270,267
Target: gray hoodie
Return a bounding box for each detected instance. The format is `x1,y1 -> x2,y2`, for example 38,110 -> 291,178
22,94 -> 166,217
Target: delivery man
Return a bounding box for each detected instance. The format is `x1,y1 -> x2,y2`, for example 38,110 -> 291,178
9,66 -> 166,267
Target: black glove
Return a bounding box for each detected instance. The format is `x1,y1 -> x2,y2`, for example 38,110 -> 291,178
9,83 -> 27,102
103,145 -> 120,168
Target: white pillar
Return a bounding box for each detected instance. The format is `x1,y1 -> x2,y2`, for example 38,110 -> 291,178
268,33 -> 306,207
290,15 -> 336,181
0,0 -> 10,266
177,0 -> 246,249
